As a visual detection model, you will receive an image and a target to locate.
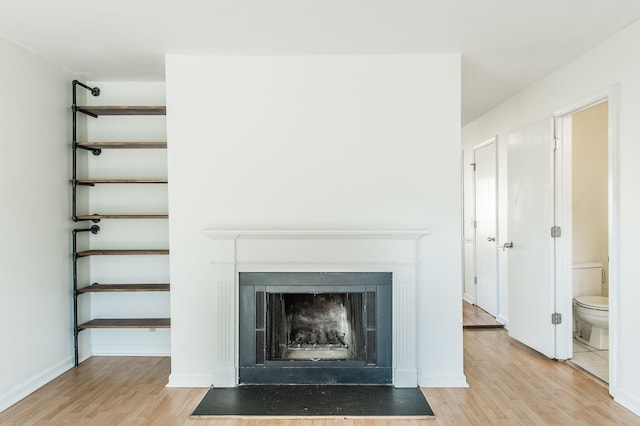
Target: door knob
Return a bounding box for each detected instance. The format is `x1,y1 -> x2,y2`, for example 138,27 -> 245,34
502,242 -> 514,250
487,237 -> 495,242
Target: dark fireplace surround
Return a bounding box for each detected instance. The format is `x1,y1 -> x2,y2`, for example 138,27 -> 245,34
239,272 -> 392,384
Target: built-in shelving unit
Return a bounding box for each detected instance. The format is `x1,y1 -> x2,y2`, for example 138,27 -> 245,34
71,80 -> 170,367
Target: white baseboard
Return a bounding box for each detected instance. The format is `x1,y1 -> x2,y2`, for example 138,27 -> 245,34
393,368 -> 418,388
418,373 -> 469,388
166,373 -> 213,388
91,343 -> 170,356
0,357 -> 73,413
462,293 -> 475,304
496,314 -> 509,328
614,387 -> 640,417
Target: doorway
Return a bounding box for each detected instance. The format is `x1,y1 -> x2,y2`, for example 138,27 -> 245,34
473,138 -> 498,318
559,101 -> 610,384
503,94 -> 615,390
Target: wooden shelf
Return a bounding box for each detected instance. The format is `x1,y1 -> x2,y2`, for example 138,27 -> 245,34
77,141 -> 167,149
77,106 -> 166,116
76,178 -> 167,184
77,283 -> 170,294
75,214 -> 168,220
78,318 -> 170,330
76,249 -> 169,257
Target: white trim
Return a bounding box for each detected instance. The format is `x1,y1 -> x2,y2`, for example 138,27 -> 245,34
166,374 -> 213,388
553,90 -> 609,117
496,314 -> 509,327
394,368 -> 418,388
607,87 -> 620,397
0,357 -> 73,413
474,136 -> 498,150
90,345 -> 171,356
418,374 -> 469,388
614,388 -> 640,417
204,229 -> 431,240
233,262 -> 405,272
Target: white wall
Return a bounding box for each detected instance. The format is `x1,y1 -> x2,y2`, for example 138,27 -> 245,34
81,82 -> 170,357
165,54 -> 465,387
572,102 -> 609,294
0,36 -> 73,411
462,19 -> 640,415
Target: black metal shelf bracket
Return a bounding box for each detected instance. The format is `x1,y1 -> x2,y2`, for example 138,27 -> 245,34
73,80 -> 101,97
73,215 -> 102,223
76,145 -> 102,156
72,179 -> 96,188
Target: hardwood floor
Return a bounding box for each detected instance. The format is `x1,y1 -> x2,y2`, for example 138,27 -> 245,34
462,300 -> 503,328
0,329 -> 637,425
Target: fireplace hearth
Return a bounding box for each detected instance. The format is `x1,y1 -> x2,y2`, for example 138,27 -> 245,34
239,272 -> 392,384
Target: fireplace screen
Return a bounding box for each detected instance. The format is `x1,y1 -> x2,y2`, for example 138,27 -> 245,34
267,293 -> 364,361
239,272 -> 391,384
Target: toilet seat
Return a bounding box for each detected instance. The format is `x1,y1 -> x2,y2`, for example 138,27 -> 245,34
574,295 -> 608,311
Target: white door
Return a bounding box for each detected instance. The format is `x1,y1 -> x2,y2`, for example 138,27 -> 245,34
474,139 -> 498,316
507,118 -> 557,358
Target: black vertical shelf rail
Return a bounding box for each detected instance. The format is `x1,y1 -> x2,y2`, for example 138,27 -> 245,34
71,81 -> 101,367
72,225 -> 100,367
71,80 -> 100,222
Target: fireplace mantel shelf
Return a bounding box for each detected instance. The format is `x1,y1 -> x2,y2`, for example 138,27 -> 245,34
203,229 -> 431,240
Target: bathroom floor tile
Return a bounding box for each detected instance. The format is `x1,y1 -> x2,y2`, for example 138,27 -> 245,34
571,338 -> 609,384
594,350 -> 609,360
589,365 -> 609,383
571,352 -> 609,383
571,351 -> 608,372
573,339 -> 590,353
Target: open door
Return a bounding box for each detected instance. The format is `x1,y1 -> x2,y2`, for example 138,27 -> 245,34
506,118 -> 557,358
474,138 -> 498,316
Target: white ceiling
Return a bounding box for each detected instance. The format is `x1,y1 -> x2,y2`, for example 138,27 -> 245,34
1,0 -> 639,124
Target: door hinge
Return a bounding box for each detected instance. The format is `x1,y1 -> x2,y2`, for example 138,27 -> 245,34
552,138 -> 561,150
551,226 -> 562,238
474,276 -> 477,285
470,162 -> 476,171
551,312 -> 562,325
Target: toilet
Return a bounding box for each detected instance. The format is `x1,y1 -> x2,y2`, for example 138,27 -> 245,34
572,263 -> 609,350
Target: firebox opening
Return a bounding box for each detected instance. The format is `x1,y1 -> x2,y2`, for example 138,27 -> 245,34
239,272 -> 392,384
267,293 -> 364,361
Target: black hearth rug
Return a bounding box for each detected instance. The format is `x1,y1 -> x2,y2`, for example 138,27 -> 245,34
192,385 -> 434,418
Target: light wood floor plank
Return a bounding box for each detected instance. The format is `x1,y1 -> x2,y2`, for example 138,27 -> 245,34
462,300 -> 502,328
0,329 -> 637,425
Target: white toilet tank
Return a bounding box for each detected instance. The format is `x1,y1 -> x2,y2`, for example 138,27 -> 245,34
573,263 -> 603,298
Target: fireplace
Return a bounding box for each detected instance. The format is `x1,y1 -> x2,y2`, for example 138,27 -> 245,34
239,272 -> 392,384
198,229 -> 429,388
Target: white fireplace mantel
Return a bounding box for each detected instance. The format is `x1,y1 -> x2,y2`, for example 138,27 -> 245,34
203,228 -> 430,388
203,229 -> 431,240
